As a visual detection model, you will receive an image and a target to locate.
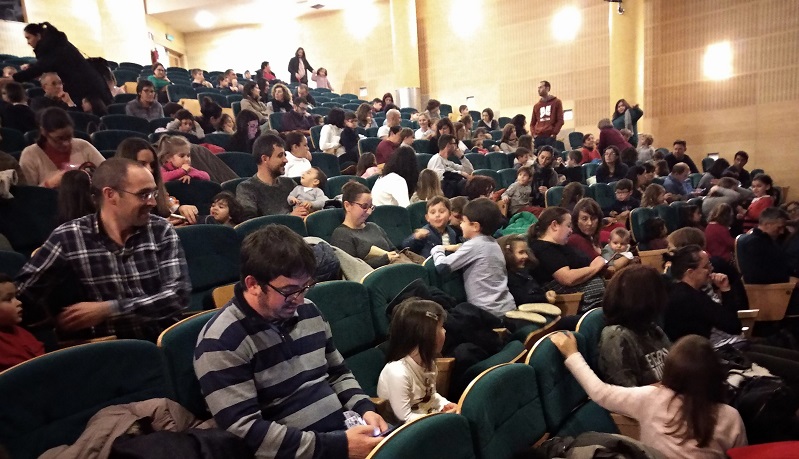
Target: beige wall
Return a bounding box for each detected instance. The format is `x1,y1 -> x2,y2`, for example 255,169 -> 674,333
146,15 -> 186,57
644,0 -> 799,192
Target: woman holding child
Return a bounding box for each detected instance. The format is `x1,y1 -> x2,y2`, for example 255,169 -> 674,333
527,207 -> 606,313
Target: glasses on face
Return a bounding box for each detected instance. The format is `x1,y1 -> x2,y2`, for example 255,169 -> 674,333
348,201 -> 375,212
116,188 -> 158,201
266,280 -> 316,302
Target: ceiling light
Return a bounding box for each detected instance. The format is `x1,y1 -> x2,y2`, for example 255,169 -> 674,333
552,6 -> 581,41
703,41 -> 733,81
195,10 -> 216,29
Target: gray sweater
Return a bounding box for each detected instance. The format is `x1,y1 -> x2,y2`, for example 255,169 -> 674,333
288,185 -> 328,210
501,182 -> 532,214
330,223 -> 395,268
237,175 -> 296,219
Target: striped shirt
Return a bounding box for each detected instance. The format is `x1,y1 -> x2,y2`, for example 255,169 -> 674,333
194,284 -> 374,459
16,213 -> 190,341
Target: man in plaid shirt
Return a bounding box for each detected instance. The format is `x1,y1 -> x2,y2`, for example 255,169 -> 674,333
17,157 -> 190,342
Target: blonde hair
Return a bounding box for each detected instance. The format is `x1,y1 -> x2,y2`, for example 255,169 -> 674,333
157,135 -> 191,164
416,169 -> 444,201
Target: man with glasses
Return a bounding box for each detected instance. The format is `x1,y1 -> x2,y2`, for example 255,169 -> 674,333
279,96 -> 313,136
16,157 -> 190,342
195,225 -> 386,458
29,72 -> 78,113
125,79 -> 164,121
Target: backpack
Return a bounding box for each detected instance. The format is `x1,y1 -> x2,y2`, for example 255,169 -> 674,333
731,376 -> 799,444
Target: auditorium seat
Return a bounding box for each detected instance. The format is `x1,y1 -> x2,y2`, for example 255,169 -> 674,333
100,114 -> 150,134
234,214 -> 308,239
176,225 -> 240,312
326,175 -> 367,198
165,180 -> 221,215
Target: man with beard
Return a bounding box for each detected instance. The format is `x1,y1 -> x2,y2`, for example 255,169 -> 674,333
16,158 -> 190,342
237,134 -> 309,219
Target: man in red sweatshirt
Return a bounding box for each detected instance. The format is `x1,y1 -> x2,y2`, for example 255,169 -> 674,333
530,80 -> 564,151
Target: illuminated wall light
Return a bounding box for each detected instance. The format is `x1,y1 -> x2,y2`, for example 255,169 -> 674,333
703,41 -> 733,81
450,0 -> 482,39
551,6 -> 581,41
344,1 -> 379,40
195,10 -> 216,29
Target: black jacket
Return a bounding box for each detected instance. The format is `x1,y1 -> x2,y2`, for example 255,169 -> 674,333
287,56 -> 313,84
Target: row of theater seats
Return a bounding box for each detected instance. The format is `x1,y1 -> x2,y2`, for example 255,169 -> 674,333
0,262 -> 614,459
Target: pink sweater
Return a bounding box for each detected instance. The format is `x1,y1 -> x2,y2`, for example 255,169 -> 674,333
565,353 -> 746,458
705,222 -> 734,262
161,163 -> 210,182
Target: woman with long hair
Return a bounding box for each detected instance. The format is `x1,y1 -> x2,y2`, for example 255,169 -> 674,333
595,145 -> 629,184
566,198 -> 603,259
371,145 -> 419,207
356,103 -> 377,129
560,182 -> 585,212
266,83 -> 292,115
287,47 -> 313,84
197,96 -> 223,134
611,99 -> 643,146
227,110 -> 261,154
737,173 -> 775,232
57,170 -> 95,224
240,81 -> 269,123
498,124 -> 518,153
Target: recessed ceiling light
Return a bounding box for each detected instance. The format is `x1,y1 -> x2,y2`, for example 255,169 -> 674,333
195,10 -> 216,29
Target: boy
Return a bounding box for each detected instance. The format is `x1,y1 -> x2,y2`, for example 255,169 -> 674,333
604,178 -> 640,221
512,147 -> 533,170
166,109 -> 205,139
402,196 -> 459,258
431,198 -> 516,317
562,150 -> 584,183
458,105 -> 469,117
0,274 -> 44,371
602,227 -> 634,268
449,196 -> 468,240
287,167 -> 328,211
190,68 -> 212,89
501,166 -> 533,215
3,66 -> 16,78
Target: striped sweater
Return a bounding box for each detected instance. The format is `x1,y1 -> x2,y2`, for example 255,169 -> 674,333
194,284 -> 374,459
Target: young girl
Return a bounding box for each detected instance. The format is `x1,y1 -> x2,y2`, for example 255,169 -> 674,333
705,203 -> 735,262
158,135 -> 210,183
205,191 -> 243,226
552,332 -> 746,456
680,204 -> 704,230
645,217 -> 669,250
411,169 -> 444,203
217,113 -> 235,134
311,68 -> 333,91
356,153 -> 380,179
559,182 -> 585,212
498,234 -> 556,306
641,183 -> 667,208
57,170 -> 95,224
737,173 -> 775,231
377,298 -> 457,423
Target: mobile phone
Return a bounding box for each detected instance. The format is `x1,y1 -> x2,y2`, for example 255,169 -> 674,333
377,425 -> 398,437
170,214 -> 188,221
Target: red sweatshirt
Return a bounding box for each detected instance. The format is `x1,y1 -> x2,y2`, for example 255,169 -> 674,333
531,97 -> 564,138
0,326 -> 44,371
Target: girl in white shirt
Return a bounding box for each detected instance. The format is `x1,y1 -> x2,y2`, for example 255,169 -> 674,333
370,145 -> 419,207
415,113 -> 435,140
551,332 -> 746,458
377,298 -> 457,423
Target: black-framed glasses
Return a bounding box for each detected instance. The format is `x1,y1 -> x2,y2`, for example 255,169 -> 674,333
266,281 -> 316,301
116,188 -> 159,201
348,201 -> 375,212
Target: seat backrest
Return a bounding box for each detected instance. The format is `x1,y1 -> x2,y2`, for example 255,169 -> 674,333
67,112 -> 102,133
203,132 -> 232,150
654,204 -> 680,233
221,177 -> 248,195
574,308 -> 605,370
0,186 -> 58,255
568,131 -> 584,150
166,84 -> 196,103
473,169 -> 501,190
424,256 -> 466,303
412,139 -> 434,154
327,175 -> 366,198
406,200 -> 428,230
90,129 -> 148,150
701,157 -> 715,173
0,250 -> 27,277
361,263 -> 429,338
416,153 -> 433,170
165,180 -> 222,215
589,183 -> 615,210
311,152 -> 341,178
582,162 -> 599,182
630,207 -> 658,245
490,129 -> 503,141
545,186 -> 564,207
305,208 -> 345,242
157,310 -> 217,417
0,127 -> 26,152
498,168 -> 518,189
367,412 -> 476,459
176,225 -> 240,311
465,153 -> 489,170
486,152 -> 512,171
235,214 -> 308,239
0,340 -> 173,459
310,124 -> 323,151
459,364 -> 546,459
197,91 -> 229,108
367,205 -> 412,248
100,114 -> 150,134
216,152 -> 257,177
306,281 -> 376,356
358,137 -> 382,156
148,117 -> 173,132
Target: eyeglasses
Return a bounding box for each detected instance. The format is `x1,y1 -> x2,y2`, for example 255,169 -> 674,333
348,201 -> 375,212
266,280 -> 316,301
116,188 -> 159,201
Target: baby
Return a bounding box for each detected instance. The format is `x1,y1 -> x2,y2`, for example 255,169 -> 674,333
288,167 -> 329,211
602,227 -> 634,267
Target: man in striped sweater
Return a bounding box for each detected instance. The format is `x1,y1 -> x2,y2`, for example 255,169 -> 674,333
194,225 -> 386,458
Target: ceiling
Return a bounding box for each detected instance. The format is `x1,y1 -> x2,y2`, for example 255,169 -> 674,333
145,0 -> 353,33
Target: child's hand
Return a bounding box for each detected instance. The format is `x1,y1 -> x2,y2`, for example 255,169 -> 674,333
443,244 -> 461,252
288,197 -> 298,205
413,228 -> 430,240
538,186 -> 548,195
550,331 -> 579,358
441,403 -> 458,413
545,290 -> 557,304
179,175 -> 191,184
182,164 -> 191,172
501,196 -> 510,202
300,201 -> 312,209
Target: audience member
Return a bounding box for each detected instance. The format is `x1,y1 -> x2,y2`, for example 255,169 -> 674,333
197,97 -> 223,134
331,181 -> 398,268
265,83 -> 292,115
81,95 -> 107,118
596,118 -> 632,156
705,203 -> 735,262
19,107 -> 105,187
190,68 -> 212,89
287,47 -> 313,84
427,134 -> 474,180
737,207 -> 792,286
602,227 -> 633,268
158,135 -> 209,183
206,191 -> 243,226
411,169 -> 444,203
375,126 -> 401,165
371,145 -> 419,207
737,173 -> 775,232
530,81 -> 564,149
30,72 -> 77,112
636,134 -> 655,163
357,153 -> 379,179
238,134 -> 307,219
356,103 -> 377,129
463,175 -> 495,201
125,79 -> 164,121
501,166 -> 533,215
422,99 -> 441,124
165,109 -> 205,139
579,133 -> 601,164
319,106 -> 348,158
217,113 -> 234,134
403,196 -> 458,258
605,178 -> 639,221
415,113 -> 435,139
697,158 -> 730,192
626,163 -> 655,200
223,69 -> 242,93
640,183 -> 667,208
17,157 -> 190,341
477,107 -> 498,130
311,67 -> 333,91
530,146 -> 558,207
56,169 -> 94,224
595,145 -> 629,184
339,111 -> 361,168
0,81 -> 36,133
381,93 -> 394,111
279,96 -> 313,135
663,163 -> 700,200
680,204 -> 705,230
284,130 -> 313,178
194,225 -> 385,457
511,114 -> 528,138
288,167 -> 328,211
567,198 -> 603,260
724,150 -> 751,188
645,217 -> 669,249
2,66 -> 16,77
611,99 -> 643,146
432,198 -> 516,317
0,273 -> 44,371
377,108 -> 401,138
147,62 -> 171,103
512,147 -> 533,170
498,124 -> 518,153
498,234 -> 553,306
293,83 -> 316,107
559,181 -> 585,212
664,140 -> 699,173
239,81 -> 269,123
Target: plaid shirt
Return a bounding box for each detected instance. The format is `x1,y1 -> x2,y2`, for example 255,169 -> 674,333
16,213 -> 190,341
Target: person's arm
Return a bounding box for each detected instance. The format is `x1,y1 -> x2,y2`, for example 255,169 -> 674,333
529,107 -> 538,134
187,167 -> 210,181
380,362 -> 425,422
309,188 -> 328,210
458,154 -> 474,175
597,331 -> 646,387
427,155 -> 446,179
630,106 -> 643,122
161,166 -> 187,182
331,227 -> 388,268
552,100 -> 564,136
501,182 -> 518,201
551,257 -> 605,286
194,337 -> 349,459
236,181 -> 260,220
192,121 -> 205,139
431,241 -> 477,275
597,131 -> 608,156
686,156 -> 699,174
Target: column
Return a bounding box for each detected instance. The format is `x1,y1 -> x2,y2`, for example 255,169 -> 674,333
389,0 -> 421,108
608,0 -> 645,109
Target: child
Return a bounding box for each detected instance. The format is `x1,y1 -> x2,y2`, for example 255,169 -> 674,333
501,166 -> 533,215
640,183 -> 667,208
411,169 -> 444,203
311,68 -> 334,91
705,203 -> 735,262
512,147 -> 533,170
560,182 -> 585,212
550,332 -> 746,457
166,109 -> 205,139
190,68 -> 212,89
402,196 -> 459,258
0,274 -> 44,371
680,204 -> 704,230
2,66 -> 16,78
356,153 -> 380,179
431,198 -> 516,317
645,217 -> 669,250
158,135 -> 210,183
287,167 -> 328,211
561,150 -> 584,183
217,113 -> 235,134
205,191 -> 244,226
498,234 -> 556,306
604,179 -> 640,222
602,227 -> 634,267
376,298 -> 456,422
449,196 -> 468,240
57,170 -> 95,224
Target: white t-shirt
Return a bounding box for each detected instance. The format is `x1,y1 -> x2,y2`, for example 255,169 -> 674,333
377,356 -> 450,422
371,173 -> 410,207
284,152 -> 312,178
